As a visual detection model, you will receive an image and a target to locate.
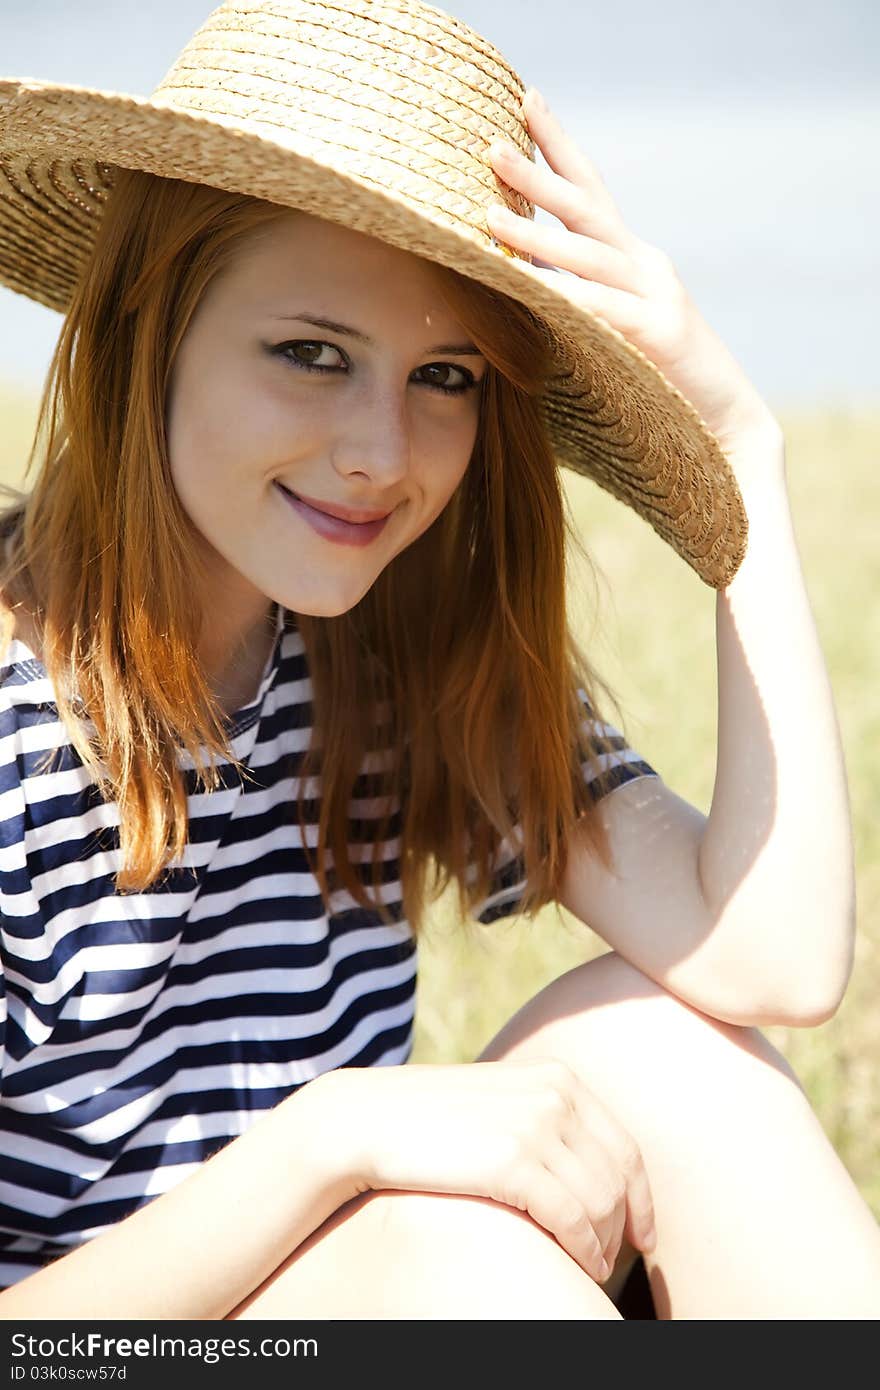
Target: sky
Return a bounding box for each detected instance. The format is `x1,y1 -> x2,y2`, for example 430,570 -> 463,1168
0,0 -> 877,412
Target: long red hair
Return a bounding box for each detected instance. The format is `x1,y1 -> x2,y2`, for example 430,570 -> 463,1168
0,168 -> 631,934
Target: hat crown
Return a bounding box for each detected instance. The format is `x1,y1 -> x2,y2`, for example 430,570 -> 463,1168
149,0 -> 534,253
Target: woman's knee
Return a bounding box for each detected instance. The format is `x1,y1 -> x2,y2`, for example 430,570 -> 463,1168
478,949 -> 805,1111
230,1185 -> 622,1320
367,1188 -> 623,1319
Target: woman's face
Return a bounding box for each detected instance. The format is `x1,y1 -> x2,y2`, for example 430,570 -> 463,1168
165,209 -> 487,626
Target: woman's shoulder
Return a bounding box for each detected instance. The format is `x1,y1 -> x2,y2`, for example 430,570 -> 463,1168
0,517 -> 44,662
0,592 -> 62,797
0,600 -> 43,666
0,595 -> 47,696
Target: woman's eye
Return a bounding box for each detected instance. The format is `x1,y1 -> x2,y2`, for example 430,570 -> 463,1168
417,362 -> 473,393
278,340 -> 345,371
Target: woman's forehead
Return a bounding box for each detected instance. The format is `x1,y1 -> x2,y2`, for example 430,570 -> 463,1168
218,212 -> 466,329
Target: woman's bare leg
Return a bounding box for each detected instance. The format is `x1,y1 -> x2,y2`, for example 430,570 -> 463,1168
228,1186 -> 621,1319
230,949 -> 880,1320
477,950 -> 880,1319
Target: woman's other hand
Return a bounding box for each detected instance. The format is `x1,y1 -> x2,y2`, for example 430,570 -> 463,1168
307,1057 -> 657,1285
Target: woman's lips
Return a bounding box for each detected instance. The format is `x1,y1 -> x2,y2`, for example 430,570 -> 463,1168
275,482 -> 391,546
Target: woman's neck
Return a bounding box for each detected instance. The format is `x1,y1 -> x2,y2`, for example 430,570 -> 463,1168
3,577 -> 279,721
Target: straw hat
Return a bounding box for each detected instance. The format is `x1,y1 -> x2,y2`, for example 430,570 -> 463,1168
0,0 -> 747,587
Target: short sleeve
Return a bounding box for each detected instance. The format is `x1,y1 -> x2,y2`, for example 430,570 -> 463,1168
471,695 -> 659,925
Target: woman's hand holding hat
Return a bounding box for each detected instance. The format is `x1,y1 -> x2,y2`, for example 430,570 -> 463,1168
487,88 -> 784,489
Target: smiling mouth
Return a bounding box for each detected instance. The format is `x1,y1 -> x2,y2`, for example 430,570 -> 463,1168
275,481 -> 393,547
276,483 -> 392,524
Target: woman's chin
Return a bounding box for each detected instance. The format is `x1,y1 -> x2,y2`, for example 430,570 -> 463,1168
281,577 -> 379,619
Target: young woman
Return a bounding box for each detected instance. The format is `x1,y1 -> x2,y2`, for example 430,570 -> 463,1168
0,0 -> 877,1320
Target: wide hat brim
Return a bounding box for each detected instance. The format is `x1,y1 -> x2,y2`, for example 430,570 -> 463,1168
0,67 -> 747,588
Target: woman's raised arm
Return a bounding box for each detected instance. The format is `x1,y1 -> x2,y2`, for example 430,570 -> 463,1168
490,92 -> 855,1024
558,436 -> 855,1028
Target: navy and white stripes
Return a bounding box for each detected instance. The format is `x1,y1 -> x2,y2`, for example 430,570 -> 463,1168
0,606 -> 656,1288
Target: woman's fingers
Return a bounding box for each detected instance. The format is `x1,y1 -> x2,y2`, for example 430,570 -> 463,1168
551,1136 -> 627,1279
519,87 -> 626,233
513,1158 -> 610,1283
486,206 -> 650,319
487,138 -> 633,263
569,1086 -> 658,1256
487,199 -> 644,296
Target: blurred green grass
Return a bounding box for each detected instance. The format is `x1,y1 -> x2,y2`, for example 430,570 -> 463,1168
1,381 -> 877,1218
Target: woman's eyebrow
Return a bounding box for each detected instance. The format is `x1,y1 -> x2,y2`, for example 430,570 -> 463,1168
270,311 -> 484,356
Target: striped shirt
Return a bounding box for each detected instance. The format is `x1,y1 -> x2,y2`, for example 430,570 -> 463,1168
0,601 -> 657,1289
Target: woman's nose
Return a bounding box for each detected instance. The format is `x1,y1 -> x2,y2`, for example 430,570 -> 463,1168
332,388 -> 412,486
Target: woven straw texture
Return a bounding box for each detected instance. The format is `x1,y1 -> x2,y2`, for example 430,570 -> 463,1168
0,0 -> 748,587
